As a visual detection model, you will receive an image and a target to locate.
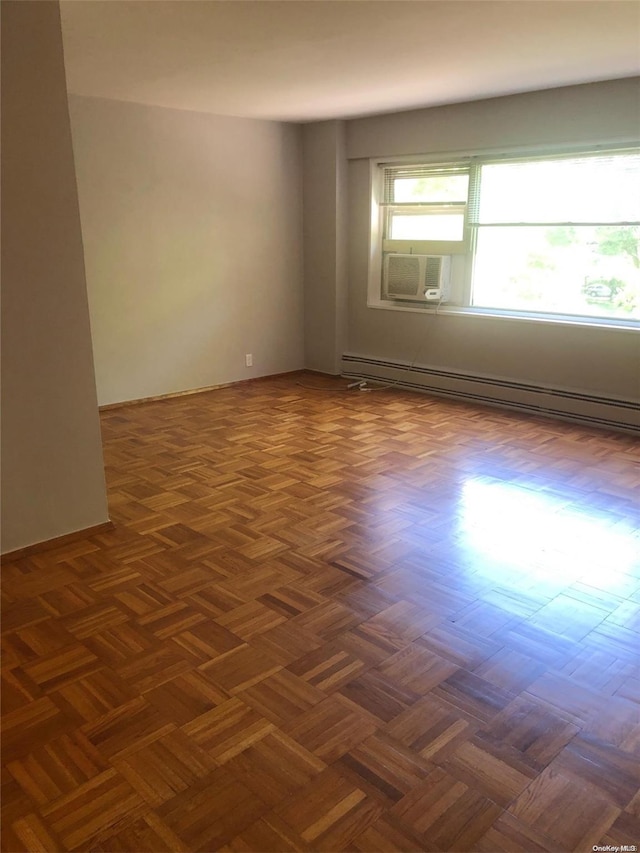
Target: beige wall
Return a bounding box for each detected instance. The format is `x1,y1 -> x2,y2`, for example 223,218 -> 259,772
1,1 -> 109,554
303,121 -> 348,374
346,78 -> 640,159
68,96 -> 304,406
340,80 -> 640,406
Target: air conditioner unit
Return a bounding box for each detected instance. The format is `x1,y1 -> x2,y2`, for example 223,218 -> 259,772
383,254 -> 451,302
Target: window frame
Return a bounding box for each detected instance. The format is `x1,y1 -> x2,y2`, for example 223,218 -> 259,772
383,204 -> 468,255
380,161 -> 471,257
368,145 -> 640,330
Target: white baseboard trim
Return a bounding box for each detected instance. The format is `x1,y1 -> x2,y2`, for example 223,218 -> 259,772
341,353 -> 640,434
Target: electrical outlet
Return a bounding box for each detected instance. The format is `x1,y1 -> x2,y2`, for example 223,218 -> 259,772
245,353 -> 253,367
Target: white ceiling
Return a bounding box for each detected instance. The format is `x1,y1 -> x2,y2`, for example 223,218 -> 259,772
59,1 -> 640,123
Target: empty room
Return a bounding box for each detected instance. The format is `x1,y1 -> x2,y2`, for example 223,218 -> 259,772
2,1 -> 639,851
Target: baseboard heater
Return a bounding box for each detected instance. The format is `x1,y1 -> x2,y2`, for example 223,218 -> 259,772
341,353 -> 640,434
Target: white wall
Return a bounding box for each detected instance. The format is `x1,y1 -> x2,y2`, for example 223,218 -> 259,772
68,96 -> 304,406
1,1 -> 109,554
339,80 -> 640,417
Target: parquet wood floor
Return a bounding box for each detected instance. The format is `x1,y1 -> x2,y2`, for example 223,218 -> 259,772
2,373 -> 640,852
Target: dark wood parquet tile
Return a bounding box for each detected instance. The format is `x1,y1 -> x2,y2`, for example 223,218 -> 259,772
477,695 -> 580,772
283,695 -> 379,764
385,693 -> 479,764
246,620 -> 323,666
2,373 -> 640,851
339,668 -> 421,723
474,812 -> 558,852
390,766 -> 503,851
21,643 -> 101,694
144,668 -> 229,725
81,696 -> 175,759
2,698 -> 76,765
82,622 -> 158,668
0,668 -> 42,715
472,647 -> 548,694
418,622 -> 503,670
51,668 -> 137,725
334,732 -> 432,807
350,812 -> 441,852
508,765 -> 621,851
239,668 -> 326,727
223,813 -> 312,852
550,731 -> 640,808
136,600 -> 208,639
94,813 -> 190,853
8,811 -> 64,853
40,768 -> 148,850
377,642 -> 459,697
6,730 -> 108,808
602,810 -> 640,850
214,599 -> 288,640
38,583 -> 100,619
441,735 -> 538,807
3,620 -> 77,665
287,642 -> 368,694
111,728 -> 217,807
156,766 -> 268,851
182,696 -> 275,764
338,621 -> 408,667
274,768 -> 383,851
199,644 -> 282,694
171,618 -> 245,662
431,669 -> 517,725
225,730 -> 326,807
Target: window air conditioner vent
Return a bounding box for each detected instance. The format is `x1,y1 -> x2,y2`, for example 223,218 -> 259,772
383,254 -> 451,302
387,255 -> 422,296
425,256 -> 443,291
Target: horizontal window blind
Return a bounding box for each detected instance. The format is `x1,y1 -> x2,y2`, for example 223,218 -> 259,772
382,162 -> 470,205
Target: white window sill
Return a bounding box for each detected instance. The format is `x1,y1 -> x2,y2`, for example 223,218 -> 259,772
366,299 -> 640,332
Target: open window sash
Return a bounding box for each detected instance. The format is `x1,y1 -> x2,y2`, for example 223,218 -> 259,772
383,203 -> 469,255
380,162 -> 471,255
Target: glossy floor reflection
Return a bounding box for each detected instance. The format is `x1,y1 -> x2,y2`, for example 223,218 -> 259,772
459,477 -> 639,582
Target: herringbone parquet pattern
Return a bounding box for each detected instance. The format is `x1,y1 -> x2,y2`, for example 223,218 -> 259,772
2,373 -> 639,852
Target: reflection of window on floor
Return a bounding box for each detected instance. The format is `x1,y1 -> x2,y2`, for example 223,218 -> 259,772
459,478 -> 637,584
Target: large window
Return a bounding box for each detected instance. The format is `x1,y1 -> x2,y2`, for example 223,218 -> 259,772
377,149 -> 640,323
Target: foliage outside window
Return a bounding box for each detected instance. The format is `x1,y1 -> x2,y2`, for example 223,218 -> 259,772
379,150 -> 640,323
